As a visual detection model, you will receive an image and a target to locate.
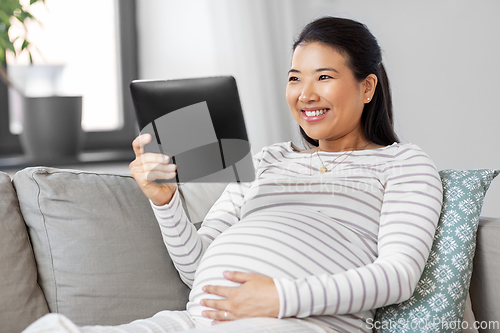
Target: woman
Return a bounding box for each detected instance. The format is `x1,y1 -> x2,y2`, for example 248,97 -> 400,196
24,16 -> 442,333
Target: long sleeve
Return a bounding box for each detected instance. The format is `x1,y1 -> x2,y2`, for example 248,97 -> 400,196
272,144 -> 443,318
151,151 -> 263,288
151,181 -> 251,287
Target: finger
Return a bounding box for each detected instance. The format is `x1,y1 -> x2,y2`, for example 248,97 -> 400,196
130,161 -> 177,188
138,152 -> 171,165
132,134 -> 152,157
144,153 -> 170,165
202,285 -> 232,298
202,310 -> 232,322
130,156 -> 174,177
200,298 -> 229,311
146,163 -> 176,174
143,160 -> 176,180
130,154 -> 171,176
222,271 -> 255,283
145,172 -> 177,185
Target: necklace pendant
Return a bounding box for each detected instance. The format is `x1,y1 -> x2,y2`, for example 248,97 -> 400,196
319,167 -> 327,173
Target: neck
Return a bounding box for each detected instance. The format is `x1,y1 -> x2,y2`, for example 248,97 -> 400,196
317,134 -> 370,152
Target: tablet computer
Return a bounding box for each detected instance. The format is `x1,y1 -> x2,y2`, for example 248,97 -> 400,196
130,76 -> 255,183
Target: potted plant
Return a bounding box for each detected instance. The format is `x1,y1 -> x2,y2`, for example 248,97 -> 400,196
1,0 -> 84,162
0,0 -> 45,93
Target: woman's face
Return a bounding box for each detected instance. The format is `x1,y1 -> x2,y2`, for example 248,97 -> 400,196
286,42 -> 372,146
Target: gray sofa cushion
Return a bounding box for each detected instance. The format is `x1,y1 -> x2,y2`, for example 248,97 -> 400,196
470,217 -> 500,332
13,167 -> 190,326
177,182 -> 228,223
0,171 -> 49,333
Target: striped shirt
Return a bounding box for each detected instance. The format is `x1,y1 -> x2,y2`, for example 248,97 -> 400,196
151,141 -> 443,332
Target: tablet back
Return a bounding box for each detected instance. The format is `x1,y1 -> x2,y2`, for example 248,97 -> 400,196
130,76 -> 255,183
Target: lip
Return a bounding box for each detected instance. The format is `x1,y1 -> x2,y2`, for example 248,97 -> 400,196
302,107 -> 327,111
301,109 -> 330,122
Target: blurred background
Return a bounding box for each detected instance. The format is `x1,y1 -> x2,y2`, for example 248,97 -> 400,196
1,0 -> 499,216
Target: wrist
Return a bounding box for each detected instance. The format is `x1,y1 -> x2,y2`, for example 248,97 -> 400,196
151,186 -> 177,207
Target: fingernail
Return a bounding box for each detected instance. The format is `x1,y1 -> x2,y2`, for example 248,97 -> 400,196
200,300 -> 204,306
202,311 -> 207,317
202,286 -> 206,292
223,271 -> 230,277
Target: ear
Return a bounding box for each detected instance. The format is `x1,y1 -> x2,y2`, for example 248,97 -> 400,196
363,74 -> 378,104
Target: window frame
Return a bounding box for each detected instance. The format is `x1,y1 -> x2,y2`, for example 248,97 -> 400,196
0,0 -> 138,156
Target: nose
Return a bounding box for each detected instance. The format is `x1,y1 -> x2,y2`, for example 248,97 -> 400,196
298,82 -> 319,103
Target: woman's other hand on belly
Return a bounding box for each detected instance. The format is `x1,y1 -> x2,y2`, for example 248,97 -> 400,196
200,271 -> 279,324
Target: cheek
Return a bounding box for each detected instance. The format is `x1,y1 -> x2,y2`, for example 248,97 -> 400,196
285,86 -> 298,107
328,85 -> 362,111
324,84 -> 349,102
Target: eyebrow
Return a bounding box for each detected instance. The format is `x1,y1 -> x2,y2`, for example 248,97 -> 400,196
288,67 -> 339,74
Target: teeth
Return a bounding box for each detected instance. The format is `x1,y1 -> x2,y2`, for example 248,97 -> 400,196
304,109 -> 328,117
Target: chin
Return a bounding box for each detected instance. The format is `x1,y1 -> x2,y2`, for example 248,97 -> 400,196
301,127 -> 324,138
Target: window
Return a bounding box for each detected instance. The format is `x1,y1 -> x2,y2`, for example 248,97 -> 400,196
0,0 -> 137,156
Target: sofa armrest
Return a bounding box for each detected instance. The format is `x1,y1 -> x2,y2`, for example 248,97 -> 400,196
470,217 -> 500,332
0,171 -> 49,332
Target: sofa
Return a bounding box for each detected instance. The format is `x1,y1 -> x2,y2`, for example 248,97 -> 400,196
0,167 -> 499,333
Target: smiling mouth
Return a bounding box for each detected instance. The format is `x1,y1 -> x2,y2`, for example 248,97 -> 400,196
302,108 -> 329,117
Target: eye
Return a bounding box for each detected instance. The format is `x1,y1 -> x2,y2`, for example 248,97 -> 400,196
319,74 -> 332,80
288,76 -> 299,82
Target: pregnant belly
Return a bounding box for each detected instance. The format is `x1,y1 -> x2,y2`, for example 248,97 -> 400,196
186,210 -> 375,326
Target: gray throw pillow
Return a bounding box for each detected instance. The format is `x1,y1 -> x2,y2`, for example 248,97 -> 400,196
0,171 -> 49,332
178,181 -> 229,223
13,167 -> 190,326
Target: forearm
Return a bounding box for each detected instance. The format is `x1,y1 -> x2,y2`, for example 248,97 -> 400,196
152,188 -> 209,287
274,255 -> 423,318
152,182 -> 252,287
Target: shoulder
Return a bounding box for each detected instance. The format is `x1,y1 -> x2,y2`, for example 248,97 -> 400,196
251,141 -> 295,160
381,143 -> 442,188
250,141 -> 298,173
372,142 -> 435,164
377,143 -> 438,171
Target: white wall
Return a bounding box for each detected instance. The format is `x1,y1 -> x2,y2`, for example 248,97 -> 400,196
137,0 -> 500,217
136,0 -> 297,152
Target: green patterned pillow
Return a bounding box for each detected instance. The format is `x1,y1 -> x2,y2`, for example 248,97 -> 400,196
373,169 -> 499,333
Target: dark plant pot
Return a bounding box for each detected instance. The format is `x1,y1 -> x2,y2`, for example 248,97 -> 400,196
20,96 -> 84,162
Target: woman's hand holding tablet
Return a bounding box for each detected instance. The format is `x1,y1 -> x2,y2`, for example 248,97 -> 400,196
129,133 -> 178,206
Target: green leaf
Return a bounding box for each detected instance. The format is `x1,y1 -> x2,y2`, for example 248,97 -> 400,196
7,42 -> 16,53
0,0 -> 47,63
0,38 -> 8,51
19,11 -> 34,23
0,11 -> 12,24
21,39 -> 29,50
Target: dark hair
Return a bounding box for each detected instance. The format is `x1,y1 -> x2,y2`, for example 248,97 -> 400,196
293,17 -> 399,147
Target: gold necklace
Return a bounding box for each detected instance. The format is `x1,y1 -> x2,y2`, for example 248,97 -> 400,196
310,142 -> 371,175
